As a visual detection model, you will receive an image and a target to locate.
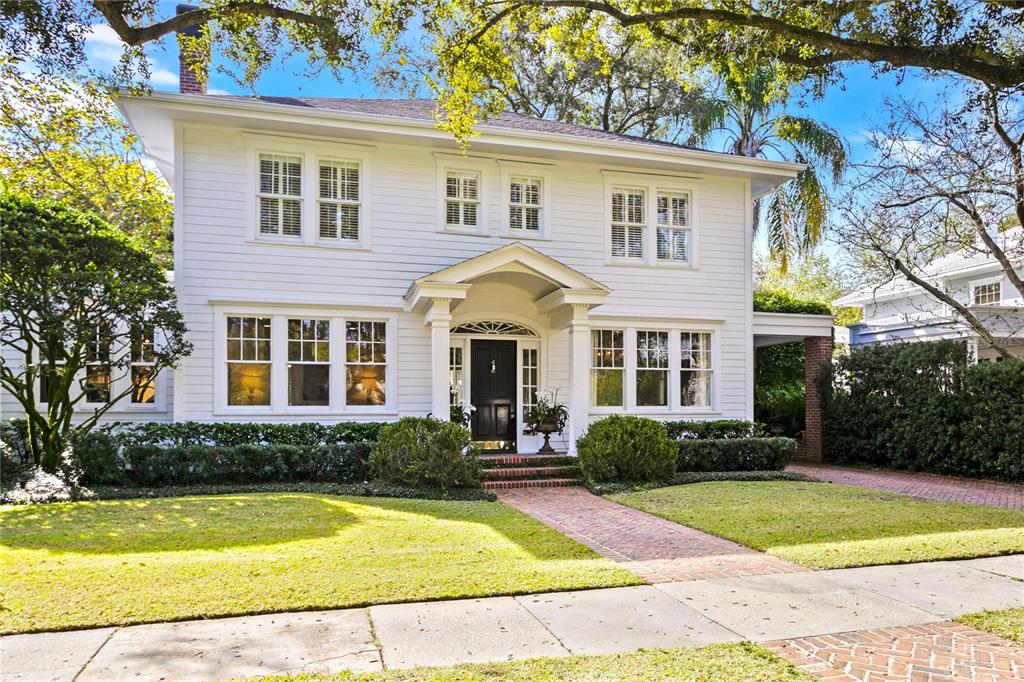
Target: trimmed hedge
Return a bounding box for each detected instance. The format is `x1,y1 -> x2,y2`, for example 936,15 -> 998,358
664,419 -> 764,440
89,482 -> 496,502
677,437 -> 796,472
370,417 -> 482,488
753,290 -> 832,315
577,415 -> 677,483
822,341 -> 1024,482
589,470 -> 813,495
114,421 -> 384,448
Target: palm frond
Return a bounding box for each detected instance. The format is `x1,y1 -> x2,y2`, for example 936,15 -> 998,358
766,192 -> 791,273
774,115 -> 848,182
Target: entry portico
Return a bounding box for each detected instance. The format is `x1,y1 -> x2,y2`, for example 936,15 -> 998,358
406,243 -> 609,451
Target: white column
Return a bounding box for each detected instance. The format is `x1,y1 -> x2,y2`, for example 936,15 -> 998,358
568,304 -> 590,454
427,298 -> 452,419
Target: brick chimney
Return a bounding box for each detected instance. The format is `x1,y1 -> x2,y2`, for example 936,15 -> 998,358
176,4 -> 207,95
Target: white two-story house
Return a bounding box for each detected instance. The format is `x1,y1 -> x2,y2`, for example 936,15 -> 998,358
3,78 -> 836,456
835,227 -> 1024,362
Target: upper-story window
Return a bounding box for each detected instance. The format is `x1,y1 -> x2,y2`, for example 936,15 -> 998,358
656,192 -> 691,262
445,171 -> 481,229
610,187 -> 645,259
318,160 -> 360,242
973,282 -> 1001,305
258,153 -> 302,238
509,176 -> 542,232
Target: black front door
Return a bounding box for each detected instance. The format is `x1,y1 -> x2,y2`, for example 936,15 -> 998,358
470,339 -> 516,450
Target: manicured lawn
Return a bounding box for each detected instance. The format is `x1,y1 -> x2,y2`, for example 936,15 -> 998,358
611,481 -> 1024,569
248,642 -> 813,681
0,493 -> 641,634
959,607 -> 1024,644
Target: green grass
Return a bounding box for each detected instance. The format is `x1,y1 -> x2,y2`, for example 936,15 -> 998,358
610,481 -> 1024,569
0,493 -> 641,634
959,607 -> 1024,644
247,642 -> 813,681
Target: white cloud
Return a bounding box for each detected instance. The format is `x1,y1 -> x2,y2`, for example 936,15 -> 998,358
84,23 -> 126,68
150,68 -> 179,88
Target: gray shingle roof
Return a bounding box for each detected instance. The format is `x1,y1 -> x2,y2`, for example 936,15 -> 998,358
210,96 -> 706,153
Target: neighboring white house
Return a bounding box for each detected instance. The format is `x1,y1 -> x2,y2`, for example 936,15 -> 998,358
2,86 -> 835,454
834,227 -> 1024,362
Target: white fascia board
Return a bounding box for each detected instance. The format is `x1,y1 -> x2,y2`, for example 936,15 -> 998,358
117,92 -> 805,188
752,311 -> 834,338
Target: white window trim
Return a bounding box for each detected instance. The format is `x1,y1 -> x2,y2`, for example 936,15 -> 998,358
435,155 -> 491,236
968,276 -> 1003,306
498,161 -> 552,240
589,328 -> 627,411
588,323 -> 720,415
602,172 -> 700,268
213,304 -> 397,416
243,133 -> 372,250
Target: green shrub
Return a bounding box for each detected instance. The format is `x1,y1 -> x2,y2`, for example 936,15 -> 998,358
589,470 -> 812,495
370,417 -> 482,488
821,341 -> 1024,482
90,482 -> 496,502
576,415 -> 677,483
754,381 -> 806,436
115,421 -> 384,448
663,419 -> 765,440
753,290 -> 832,315
71,431 -> 124,485
677,437 -> 796,472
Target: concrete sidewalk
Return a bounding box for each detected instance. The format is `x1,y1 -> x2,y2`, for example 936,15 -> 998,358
2,555 -> 1021,682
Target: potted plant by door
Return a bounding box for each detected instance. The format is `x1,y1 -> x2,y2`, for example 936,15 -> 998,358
525,389 -> 569,453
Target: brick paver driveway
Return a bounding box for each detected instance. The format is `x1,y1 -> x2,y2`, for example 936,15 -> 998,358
765,622 -> 1024,681
498,486 -> 805,583
788,464 -> 1024,510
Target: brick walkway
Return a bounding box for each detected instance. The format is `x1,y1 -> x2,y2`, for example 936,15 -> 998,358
497,486 -> 806,583
788,464 -> 1024,511
765,622 -> 1024,681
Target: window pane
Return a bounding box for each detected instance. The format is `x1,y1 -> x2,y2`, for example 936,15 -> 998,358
347,365 -> 386,405
463,202 -> 477,225
591,368 -> 624,407
637,370 -> 668,406
681,371 -> 711,406
510,206 -> 523,230
131,366 -> 156,404
288,364 -> 329,406
85,365 -> 110,403
228,363 -> 271,405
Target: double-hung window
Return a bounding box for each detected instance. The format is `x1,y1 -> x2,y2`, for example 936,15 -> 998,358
346,321 -> 387,406
84,324 -> 111,404
509,176 -> 542,232
636,331 -> 669,407
680,332 -> 712,407
318,160 -> 360,242
288,319 -> 330,406
656,192 -> 691,263
445,171 -> 480,229
226,316 -> 272,406
258,153 -> 302,237
610,187 -> 645,259
973,282 -> 1000,305
591,329 -> 625,406
130,324 -> 157,404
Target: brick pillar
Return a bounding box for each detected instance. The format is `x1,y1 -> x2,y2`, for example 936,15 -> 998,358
799,335 -> 832,463
176,4 -> 207,95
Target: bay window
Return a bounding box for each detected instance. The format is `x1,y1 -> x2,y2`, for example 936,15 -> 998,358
591,329 -> 625,406
226,316 -> 272,406
287,319 -> 330,406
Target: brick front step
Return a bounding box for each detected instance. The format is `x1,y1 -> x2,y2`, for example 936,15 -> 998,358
483,478 -> 583,490
479,453 -> 574,467
483,465 -> 581,480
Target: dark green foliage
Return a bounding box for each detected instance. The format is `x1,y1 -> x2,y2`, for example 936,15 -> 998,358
588,470 -> 813,495
124,443 -> 370,487
114,421 -> 384,448
753,290 -> 832,315
663,419 -> 764,440
822,341 -> 1024,482
677,437 -> 796,472
370,417 -> 483,489
91,482 -> 496,503
70,431 -> 123,486
755,381 -> 805,436
576,415 -> 677,483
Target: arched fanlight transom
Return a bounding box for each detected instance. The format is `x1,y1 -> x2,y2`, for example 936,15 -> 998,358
450,321 -> 538,337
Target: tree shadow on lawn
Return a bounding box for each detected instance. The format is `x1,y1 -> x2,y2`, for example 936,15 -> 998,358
0,494 -> 358,554
0,493 -> 597,562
